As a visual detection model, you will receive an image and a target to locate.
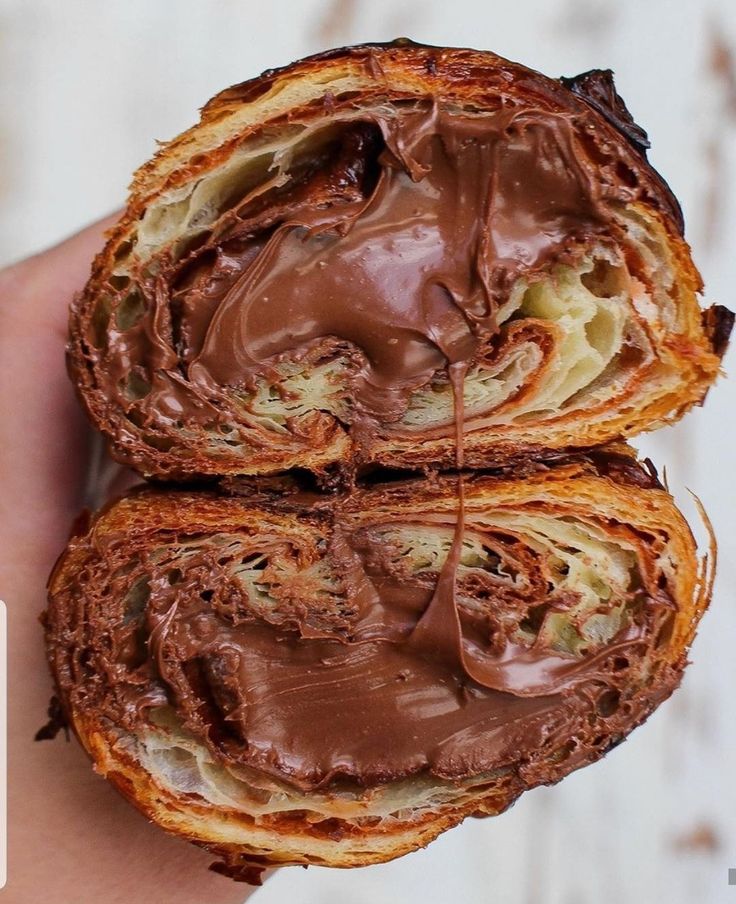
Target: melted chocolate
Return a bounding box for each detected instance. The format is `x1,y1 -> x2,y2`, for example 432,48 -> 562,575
48,463 -> 677,792
185,105 -> 608,426
90,92 -> 669,454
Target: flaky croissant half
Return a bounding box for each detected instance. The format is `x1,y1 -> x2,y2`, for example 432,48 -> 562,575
68,41 -> 732,480
44,452 -> 712,881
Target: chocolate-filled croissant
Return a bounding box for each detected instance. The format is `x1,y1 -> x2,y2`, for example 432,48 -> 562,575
69,42 -> 732,480
44,453 -> 712,880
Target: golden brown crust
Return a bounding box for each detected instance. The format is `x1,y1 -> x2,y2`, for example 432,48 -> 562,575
67,42 -> 730,480
45,451 -> 712,877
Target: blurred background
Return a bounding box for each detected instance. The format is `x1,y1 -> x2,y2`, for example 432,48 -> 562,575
1,0 -> 734,901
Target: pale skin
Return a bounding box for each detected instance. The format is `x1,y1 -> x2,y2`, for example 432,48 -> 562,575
0,218 -> 266,903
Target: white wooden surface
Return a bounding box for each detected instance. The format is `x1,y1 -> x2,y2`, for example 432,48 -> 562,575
2,1 -> 735,901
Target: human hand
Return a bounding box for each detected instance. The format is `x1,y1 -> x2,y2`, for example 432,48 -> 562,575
0,219 -> 265,903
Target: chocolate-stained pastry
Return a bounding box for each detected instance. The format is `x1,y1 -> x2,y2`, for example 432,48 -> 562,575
69,42 -> 732,480
44,452 -> 712,880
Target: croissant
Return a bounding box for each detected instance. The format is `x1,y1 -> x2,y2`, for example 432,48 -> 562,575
68,42 -> 732,480
44,452 -> 712,881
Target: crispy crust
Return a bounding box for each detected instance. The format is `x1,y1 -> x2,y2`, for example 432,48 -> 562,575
67,41 -> 730,480
45,452 -> 713,876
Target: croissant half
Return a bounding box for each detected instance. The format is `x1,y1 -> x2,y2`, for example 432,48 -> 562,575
44,453 -> 712,880
68,42 -> 732,480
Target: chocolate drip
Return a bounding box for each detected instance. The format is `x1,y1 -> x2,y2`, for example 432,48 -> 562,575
406,361 -> 467,676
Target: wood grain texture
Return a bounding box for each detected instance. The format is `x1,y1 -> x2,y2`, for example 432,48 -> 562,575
1,0 -> 734,901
